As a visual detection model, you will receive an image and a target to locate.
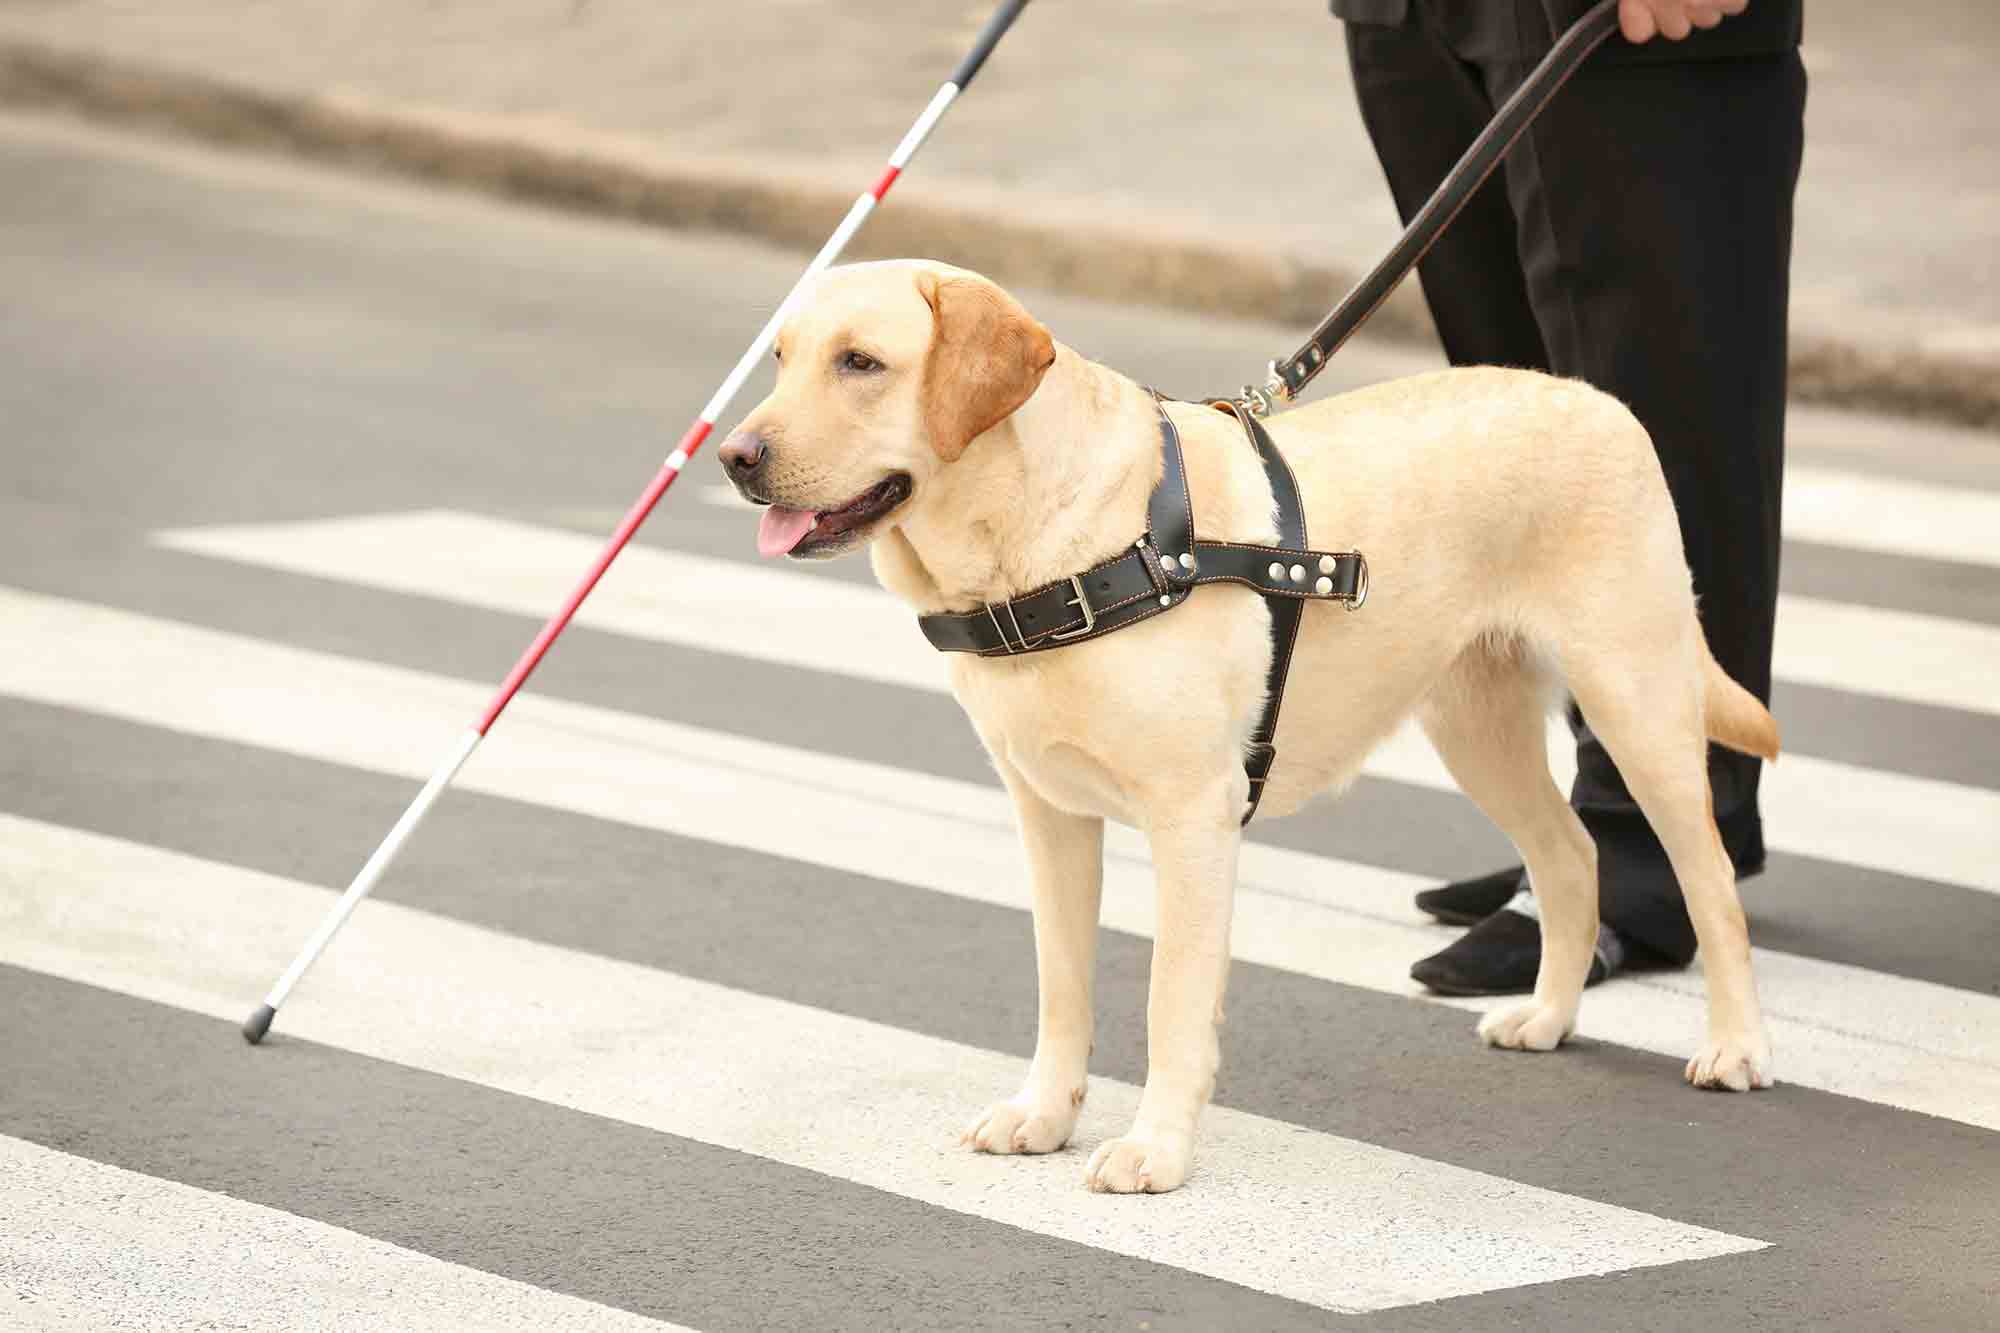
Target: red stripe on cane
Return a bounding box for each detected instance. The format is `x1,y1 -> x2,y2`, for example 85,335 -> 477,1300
870,165 -> 902,200
473,418 -> 714,734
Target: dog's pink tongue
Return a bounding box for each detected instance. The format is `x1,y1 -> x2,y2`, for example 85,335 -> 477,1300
756,506 -> 818,558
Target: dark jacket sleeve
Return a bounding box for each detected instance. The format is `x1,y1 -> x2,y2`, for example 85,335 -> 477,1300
1539,0 -> 1800,62
1329,0 -> 1411,20
1330,0 -> 1802,63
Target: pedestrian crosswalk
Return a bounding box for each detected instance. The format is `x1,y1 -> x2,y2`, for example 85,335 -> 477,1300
5,109 -> 1996,1328
4,442 -> 2000,1326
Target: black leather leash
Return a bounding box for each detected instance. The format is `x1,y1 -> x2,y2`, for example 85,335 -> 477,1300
1241,0 -> 1621,414
919,396 -> 1365,824
917,1 -> 1618,823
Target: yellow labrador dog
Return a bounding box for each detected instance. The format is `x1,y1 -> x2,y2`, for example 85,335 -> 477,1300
718,259 -> 1779,1194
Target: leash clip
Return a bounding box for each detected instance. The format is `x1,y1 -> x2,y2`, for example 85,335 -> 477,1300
1238,362 -> 1293,419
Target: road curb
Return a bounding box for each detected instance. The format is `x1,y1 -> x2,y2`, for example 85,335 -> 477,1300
3,38 -> 1993,430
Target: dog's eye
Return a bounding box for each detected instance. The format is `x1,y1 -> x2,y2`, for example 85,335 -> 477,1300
841,350 -> 883,374
772,346 -> 782,364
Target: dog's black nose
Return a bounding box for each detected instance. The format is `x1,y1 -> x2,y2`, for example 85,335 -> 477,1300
718,432 -> 767,477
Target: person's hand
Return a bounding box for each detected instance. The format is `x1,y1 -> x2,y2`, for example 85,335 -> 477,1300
1618,0 -> 1747,42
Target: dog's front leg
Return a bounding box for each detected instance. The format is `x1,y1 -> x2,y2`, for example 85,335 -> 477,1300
963,764 -> 1104,1156
1084,783 -> 1240,1194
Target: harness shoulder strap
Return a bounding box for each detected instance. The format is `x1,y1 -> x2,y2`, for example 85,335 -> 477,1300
1204,400 -> 1305,825
1144,389 -> 1197,567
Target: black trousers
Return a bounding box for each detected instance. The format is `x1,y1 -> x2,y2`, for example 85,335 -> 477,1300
1340,3 -> 1806,963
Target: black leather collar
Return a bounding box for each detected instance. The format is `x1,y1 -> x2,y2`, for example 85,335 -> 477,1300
916,395 -> 1367,823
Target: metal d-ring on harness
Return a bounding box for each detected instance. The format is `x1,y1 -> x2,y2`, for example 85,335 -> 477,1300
917,0 -> 1620,822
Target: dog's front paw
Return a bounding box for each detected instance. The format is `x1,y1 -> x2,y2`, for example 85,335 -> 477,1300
1476,1001 -> 1575,1051
961,1093 -> 1081,1156
1083,1132 -> 1190,1194
1686,1032 -> 1774,1092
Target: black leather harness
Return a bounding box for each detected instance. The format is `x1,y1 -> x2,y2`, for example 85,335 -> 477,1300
917,396 -> 1367,824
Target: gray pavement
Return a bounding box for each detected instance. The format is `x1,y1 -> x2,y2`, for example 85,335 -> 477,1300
2,115 -> 1998,1329
0,1 -> 1996,424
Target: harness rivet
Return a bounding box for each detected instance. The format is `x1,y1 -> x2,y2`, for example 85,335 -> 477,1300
1267,562 -> 1285,581
1319,555 -> 1335,575
1315,576 -> 1333,595
1290,564 -> 1306,584
1161,554 -> 1178,576
1158,594 -> 1171,607
1178,552 -> 1195,571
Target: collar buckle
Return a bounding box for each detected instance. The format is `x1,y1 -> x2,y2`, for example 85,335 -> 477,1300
982,574 -> 1097,653
1048,575 -> 1098,641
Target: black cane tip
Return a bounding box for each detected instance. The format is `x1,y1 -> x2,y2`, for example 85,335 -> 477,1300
242,1004 -> 276,1045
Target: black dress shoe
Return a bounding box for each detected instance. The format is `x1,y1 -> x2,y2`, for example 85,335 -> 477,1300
1409,907 -> 1612,997
1414,866 -> 1526,926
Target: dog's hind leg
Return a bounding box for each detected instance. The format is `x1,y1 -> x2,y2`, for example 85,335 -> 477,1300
1563,636 -> 1774,1091
963,761 -> 1105,1155
1418,639 -> 1599,1051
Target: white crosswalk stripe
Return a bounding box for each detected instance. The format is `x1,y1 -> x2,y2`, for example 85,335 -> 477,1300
162,506 -> 2000,719
0,1136 -> 695,1333
4,586 -> 1996,1134
700,471 -> 2000,571
1782,464 -> 2000,570
153,511 -> 2000,895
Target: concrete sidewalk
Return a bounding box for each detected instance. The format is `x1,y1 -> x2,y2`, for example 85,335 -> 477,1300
1,0 -> 1994,426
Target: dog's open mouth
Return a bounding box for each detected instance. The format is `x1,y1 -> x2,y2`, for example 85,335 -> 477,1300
756,473 -> 912,558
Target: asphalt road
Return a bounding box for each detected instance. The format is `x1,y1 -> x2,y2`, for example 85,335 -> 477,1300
2,113 -> 1997,1330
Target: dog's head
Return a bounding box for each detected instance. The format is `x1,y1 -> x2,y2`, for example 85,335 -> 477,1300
718,262 -> 1056,560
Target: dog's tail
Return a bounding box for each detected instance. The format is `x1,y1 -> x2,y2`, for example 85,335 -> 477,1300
1703,649 -> 1780,761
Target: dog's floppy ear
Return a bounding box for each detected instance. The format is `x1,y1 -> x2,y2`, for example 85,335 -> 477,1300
915,271 -> 1056,462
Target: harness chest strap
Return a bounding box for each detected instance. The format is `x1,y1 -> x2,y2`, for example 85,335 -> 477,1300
916,397 -> 1368,824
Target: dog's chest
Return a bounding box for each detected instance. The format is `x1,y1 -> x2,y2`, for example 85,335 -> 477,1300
948,609 -> 1275,825
1007,737 -> 1137,821
950,661 -> 1149,822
